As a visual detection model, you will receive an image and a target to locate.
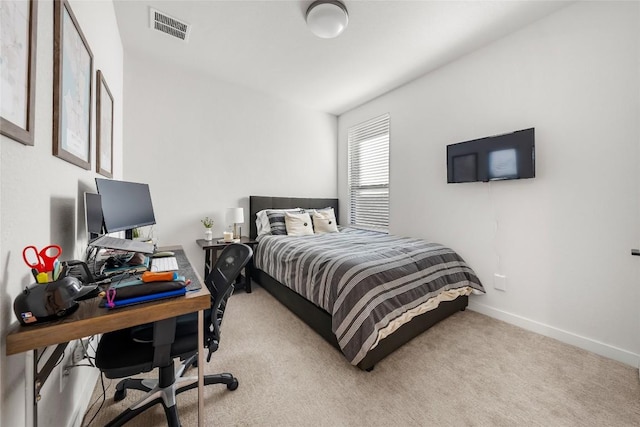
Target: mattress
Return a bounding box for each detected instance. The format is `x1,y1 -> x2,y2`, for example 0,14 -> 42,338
254,227 -> 485,365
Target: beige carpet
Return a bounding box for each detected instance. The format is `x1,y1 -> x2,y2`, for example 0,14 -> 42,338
83,286 -> 640,426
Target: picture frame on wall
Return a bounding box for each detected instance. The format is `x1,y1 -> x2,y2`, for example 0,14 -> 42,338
96,70 -> 114,177
53,0 -> 93,169
0,0 -> 38,146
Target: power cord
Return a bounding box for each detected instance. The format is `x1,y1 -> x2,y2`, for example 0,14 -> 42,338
83,373 -> 111,427
111,269 -> 140,286
64,336 -> 97,370
79,336 -> 96,367
55,351 -> 65,367
37,348 -> 65,366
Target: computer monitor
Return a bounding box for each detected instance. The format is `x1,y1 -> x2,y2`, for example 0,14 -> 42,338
84,192 -> 104,238
95,178 -> 156,239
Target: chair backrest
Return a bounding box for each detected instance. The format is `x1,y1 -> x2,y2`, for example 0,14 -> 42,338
204,243 -> 253,360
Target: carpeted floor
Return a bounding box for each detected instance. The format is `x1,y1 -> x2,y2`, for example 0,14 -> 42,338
83,286 -> 640,426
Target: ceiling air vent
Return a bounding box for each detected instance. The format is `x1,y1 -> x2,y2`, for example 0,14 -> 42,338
149,8 -> 191,42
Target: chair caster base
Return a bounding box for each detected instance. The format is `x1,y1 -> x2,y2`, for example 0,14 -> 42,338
114,388 -> 126,402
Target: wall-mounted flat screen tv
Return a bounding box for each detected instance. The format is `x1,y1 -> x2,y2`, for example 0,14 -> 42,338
447,128 -> 535,183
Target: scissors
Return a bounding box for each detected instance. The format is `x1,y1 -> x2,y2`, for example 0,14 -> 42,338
22,245 -> 62,273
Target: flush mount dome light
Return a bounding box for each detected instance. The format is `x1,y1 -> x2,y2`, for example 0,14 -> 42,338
306,0 -> 349,39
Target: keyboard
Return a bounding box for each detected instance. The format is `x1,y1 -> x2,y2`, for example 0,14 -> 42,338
90,235 -> 155,254
150,256 -> 179,272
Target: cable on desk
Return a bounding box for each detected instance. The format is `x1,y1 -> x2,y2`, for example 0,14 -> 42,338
85,245 -> 98,267
109,269 -> 138,287
91,249 -> 99,278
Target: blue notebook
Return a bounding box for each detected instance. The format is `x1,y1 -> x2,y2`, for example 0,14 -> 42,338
106,288 -> 187,309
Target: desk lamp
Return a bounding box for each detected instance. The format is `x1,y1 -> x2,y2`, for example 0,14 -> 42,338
226,208 -> 244,240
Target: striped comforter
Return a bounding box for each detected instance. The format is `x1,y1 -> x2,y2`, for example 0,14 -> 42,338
255,228 -> 485,365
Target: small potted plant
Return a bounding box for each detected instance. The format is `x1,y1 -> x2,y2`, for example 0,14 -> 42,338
201,216 -> 214,241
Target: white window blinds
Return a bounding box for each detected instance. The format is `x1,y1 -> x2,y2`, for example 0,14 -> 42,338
348,113 -> 390,232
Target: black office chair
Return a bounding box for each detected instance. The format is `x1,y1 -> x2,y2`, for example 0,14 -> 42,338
95,243 -> 253,427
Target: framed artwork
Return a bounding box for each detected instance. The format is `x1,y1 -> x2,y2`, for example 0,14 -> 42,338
96,70 -> 113,177
53,0 -> 93,169
0,0 -> 38,145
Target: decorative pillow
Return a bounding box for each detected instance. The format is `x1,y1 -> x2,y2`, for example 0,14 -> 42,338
301,207 -> 334,221
255,210 -> 271,236
266,209 -> 301,235
284,212 -> 314,236
258,208 -> 299,236
313,209 -> 339,234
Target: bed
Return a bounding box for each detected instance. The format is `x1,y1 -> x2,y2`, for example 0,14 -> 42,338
249,196 -> 485,370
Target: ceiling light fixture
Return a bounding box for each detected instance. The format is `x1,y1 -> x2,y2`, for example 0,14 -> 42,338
305,0 -> 349,39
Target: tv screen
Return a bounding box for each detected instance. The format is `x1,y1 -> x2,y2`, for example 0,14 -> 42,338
95,178 -> 156,236
447,128 -> 535,183
452,153 -> 478,183
488,148 -> 518,180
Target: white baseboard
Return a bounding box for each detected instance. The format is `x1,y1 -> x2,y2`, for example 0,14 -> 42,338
468,300 -> 640,368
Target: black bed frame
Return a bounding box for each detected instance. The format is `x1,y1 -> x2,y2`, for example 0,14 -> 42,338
249,196 -> 468,371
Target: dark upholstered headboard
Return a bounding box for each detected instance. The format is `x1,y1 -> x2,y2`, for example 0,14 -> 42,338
249,196 -> 339,239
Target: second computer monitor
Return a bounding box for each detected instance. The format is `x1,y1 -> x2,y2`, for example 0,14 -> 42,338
85,192 -> 104,237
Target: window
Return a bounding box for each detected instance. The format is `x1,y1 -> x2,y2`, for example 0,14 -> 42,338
348,113 -> 390,232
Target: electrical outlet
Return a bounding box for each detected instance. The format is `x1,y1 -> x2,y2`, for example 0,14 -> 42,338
59,338 -> 93,393
493,274 -> 507,291
72,344 -> 83,364
72,338 -> 89,364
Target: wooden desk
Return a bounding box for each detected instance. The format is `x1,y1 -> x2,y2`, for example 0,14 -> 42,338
5,286 -> 210,355
5,246 -> 209,427
196,237 -> 257,293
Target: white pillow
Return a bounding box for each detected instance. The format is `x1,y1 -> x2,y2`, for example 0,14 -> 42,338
284,212 -> 314,236
313,209 -> 339,234
256,208 -> 299,236
255,210 -> 270,236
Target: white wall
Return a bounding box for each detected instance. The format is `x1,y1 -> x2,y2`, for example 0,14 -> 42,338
338,1 -> 640,366
0,1 -> 123,426
123,53 -> 337,269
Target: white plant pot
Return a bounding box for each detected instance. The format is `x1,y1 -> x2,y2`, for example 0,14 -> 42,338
204,228 -> 213,241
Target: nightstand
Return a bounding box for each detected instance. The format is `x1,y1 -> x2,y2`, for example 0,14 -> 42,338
196,236 -> 258,293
